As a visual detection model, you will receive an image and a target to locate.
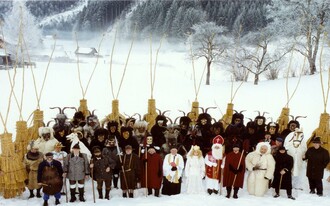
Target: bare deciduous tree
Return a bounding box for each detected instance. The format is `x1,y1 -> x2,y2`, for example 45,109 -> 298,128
187,21 -> 229,85
267,0 -> 330,75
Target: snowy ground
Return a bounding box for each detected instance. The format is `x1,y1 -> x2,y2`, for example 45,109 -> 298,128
0,36 -> 329,205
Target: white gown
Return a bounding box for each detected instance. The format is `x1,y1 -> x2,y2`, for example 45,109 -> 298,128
185,155 -> 205,194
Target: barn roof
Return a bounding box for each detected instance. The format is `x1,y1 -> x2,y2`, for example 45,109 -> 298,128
0,49 -> 10,57
75,47 -> 98,54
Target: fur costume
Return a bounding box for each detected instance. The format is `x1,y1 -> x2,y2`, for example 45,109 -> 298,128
66,133 -> 91,161
34,127 -> 59,154
245,142 -> 275,197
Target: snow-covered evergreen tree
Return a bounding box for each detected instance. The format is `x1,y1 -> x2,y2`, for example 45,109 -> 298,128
3,0 -> 42,49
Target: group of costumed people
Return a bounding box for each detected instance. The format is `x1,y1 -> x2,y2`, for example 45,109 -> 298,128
2,108 -> 330,206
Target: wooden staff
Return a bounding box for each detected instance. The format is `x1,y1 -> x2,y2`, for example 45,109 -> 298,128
230,149 -> 245,198
64,177 -> 68,203
145,145 -> 148,197
115,137 -> 129,197
216,159 -> 222,195
279,173 -> 283,196
90,159 -> 96,203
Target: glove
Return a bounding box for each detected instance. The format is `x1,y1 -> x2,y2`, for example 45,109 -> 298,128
212,163 -> 217,167
158,170 -> 162,177
171,166 -> 177,171
143,159 -> 148,164
229,165 -> 236,172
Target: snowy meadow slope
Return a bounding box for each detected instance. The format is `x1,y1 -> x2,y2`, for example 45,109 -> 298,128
0,36 -> 329,205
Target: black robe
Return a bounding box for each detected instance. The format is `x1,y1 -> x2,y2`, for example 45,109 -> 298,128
272,151 -> 293,190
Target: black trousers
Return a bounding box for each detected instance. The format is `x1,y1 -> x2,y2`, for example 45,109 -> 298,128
308,177 -> 323,195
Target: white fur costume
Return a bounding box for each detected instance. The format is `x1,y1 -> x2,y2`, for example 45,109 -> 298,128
245,142 -> 275,197
34,127 -> 59,154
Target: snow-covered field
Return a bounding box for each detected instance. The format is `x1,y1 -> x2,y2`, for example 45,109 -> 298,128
0,36 -> 329,205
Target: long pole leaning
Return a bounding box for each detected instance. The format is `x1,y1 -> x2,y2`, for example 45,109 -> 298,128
216,159 -> 222,195
64,177 -> 68,203
145,146 -> 148,197
115,137 -> 129,196
230,149 -> 245,198
90,159 -> 96,203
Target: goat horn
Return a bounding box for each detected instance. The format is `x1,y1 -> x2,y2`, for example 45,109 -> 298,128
267,117 -> 274,122
132,113 -> 142,121
295,116 -> 307,121
63,107 -> 76,114
198,107 -> 205,113
166,117 -> 173,124
47,120 -> 55,127
240,110 -> 246,114
205,107 -> 216,113
174,116 -> 180,124
178,110 -> 186,116
254,110 -> 261,116
262,112 -> 269,116
162,110 -> 170,116
124,113 -> 131,118
50,107 -> 62,114
156,108 -> 161,115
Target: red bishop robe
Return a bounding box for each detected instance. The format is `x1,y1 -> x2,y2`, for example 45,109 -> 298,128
205,151 -> 222,181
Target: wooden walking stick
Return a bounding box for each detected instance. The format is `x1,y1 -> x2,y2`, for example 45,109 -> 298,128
115,137 -> 129,197
216,159 -> 222,195
230,149 -> 244,198
279,173 -> 283,196
64,177 -> 68,203
145,145 -> 148,197
90,159 -> 96,203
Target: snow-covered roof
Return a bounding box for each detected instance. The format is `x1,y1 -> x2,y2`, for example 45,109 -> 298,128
75,47 -> 97,54
0,48 -> 10,56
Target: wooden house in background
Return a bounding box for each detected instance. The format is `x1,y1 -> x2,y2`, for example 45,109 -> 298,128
74,47 -> 100,57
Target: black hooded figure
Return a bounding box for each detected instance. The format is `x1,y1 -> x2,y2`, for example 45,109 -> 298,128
177,116 -> 192,144
254,113 -> 267,142
150,115 -> 168,148
280,120 -> 300,140
107,121 -> 121,138
196,112 -> 213,155
90,128 -> 109,151
242,121 -> 258,154
118,126 -> 139,155
224,111 -> 245,139
224,112 -> 245,154
266,122 -> 280,141
70,111 -> 86,132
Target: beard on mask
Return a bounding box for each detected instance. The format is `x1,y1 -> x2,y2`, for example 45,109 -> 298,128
212,144 -> 223,160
